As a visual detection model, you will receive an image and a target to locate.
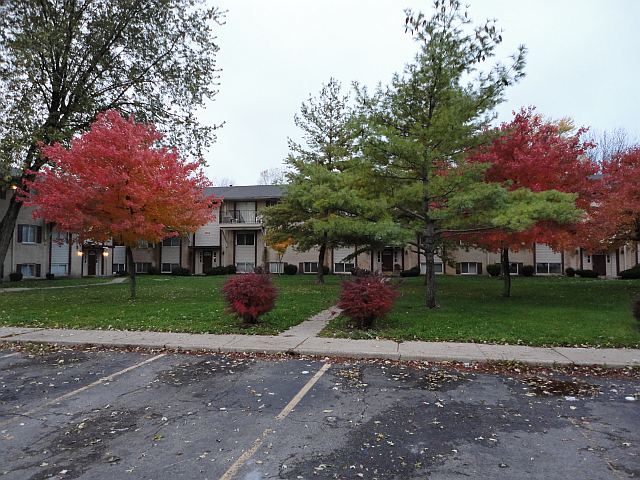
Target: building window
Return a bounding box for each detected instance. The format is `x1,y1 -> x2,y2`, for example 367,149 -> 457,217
137,240 -> 153,249
458,262 -> 479,275
269,262 -> 284,274
162,237 -> 180,247
17,224 -> 41,244
18,264 -> 41,278
334,262 -> 355,274
112,263 -> 126,274
236,262 -> 255,273
161,263 -> 180,273
509,262 -> 523,274
135,262 -> 151,273
236,233 -> 255,246
420,262 -> 444,274
536,262 -> 562,274
302,262 -> 318,273
51,264 -> 68,276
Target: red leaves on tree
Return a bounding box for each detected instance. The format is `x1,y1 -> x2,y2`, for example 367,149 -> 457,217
338,276 -> 399,329
20,110 -> 219,245
464,107 -> 597,251
222,273 -> 277,324
582,147 -> 640,251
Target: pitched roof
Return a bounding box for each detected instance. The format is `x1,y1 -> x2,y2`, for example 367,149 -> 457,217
204,184 -> 285,200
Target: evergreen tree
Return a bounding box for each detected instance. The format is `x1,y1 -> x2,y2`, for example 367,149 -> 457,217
354,1 -> 578,307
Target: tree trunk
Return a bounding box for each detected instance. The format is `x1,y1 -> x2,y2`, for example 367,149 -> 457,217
316,242 -> 326,284
501,247 -> 511,298
126,245 -> 137,300
424,220 -> 438,308
0,196 -> 22,275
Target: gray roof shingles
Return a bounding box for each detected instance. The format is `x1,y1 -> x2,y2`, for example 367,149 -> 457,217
204,184 -> 284,200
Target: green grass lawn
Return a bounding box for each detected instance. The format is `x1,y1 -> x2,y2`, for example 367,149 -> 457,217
0,275 -> 341,335
322,276 -> 640,348
0,277 -> 114,289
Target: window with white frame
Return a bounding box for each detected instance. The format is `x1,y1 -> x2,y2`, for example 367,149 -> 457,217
302,262 -> 318,273
458,262 -> 479,275
112,263 -> 126,274
17,224 -> 40,244
421,262 -> 444,274
536,262 -> 562,274
235,262 -> 255,273
161,263 -> 180,273
19,264 -> 40,277
269,262 -> 284,274
509,262 -> 523,274
236,233 -> 255,245
50,264 -> 68,276
137,240 -> 153,249
135,262 -> 151,273
162,237 -> 181,247
334,261 -> 355,274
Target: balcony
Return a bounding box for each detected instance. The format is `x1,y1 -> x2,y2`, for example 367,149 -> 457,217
220,210 -> 262,228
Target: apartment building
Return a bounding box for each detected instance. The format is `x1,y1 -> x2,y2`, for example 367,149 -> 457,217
1,184 -> 638,280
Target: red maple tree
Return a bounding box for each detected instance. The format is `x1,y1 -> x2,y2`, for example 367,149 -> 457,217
20,110 -> 220,299
463,108 -> 597,296
581,147 -> 640,252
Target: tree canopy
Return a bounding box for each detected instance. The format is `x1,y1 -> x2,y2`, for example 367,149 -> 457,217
20,110 -> 219,298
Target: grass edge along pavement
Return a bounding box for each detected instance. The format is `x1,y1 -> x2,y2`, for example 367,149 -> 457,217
1,275 -> 639,347
0,275 -> 341,336
322,276 -> 640,348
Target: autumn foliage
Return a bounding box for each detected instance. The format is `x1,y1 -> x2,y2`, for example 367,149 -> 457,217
222,274 -> 277,324
20,110 -> 219,246
582,147 -> 640,251
464,107 -> 597,252
338,276 -> 399,329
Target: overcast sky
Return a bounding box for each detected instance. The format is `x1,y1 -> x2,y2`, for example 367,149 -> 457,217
198,0 -> 640,186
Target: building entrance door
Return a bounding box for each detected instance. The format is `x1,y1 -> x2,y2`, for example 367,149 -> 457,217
202,250 -> 213,272
382,248 -> 394,272
87,251 -> 97,275
592,254 -> 606,276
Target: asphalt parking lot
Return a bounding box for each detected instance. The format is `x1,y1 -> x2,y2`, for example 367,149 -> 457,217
0,347 -> 639,479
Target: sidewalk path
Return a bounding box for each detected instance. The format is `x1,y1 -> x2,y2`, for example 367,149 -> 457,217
1,308 -> 639,367
0,276 -> 127,293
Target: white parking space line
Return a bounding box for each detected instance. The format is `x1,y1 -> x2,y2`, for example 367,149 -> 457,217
0,353 -> 166,428
219,362 -> 331,480
0,352 -> 20,359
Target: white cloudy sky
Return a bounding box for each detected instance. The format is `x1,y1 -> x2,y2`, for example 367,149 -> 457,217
198,0 -> 640,185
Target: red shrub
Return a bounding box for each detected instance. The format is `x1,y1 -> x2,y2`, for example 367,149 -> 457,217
222,273 -> 277,324
338,276 -> 398,329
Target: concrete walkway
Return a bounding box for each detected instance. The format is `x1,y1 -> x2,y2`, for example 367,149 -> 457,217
0,276 -> 128,293
1,307 -> 639,367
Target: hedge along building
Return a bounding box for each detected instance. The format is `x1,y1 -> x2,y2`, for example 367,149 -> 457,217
0,183 -> 637,280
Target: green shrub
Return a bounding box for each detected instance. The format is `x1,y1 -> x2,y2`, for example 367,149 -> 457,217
226,265 -> 237,275
148,266 -> 159,275
620,265 -> 640,279
486,263 -> 502,277
205,266 -> 227,275
171,266 -> 191,276
322,265 -> 330,275
283,264 -> 297,275
400,266 -> 420,277
576,269 -> 599,278
350,267 -> 371,277
633,295 -> 640,325
46,273 -> 55,280
520,265 -> 535,277
9,272 -> 23,282
565,267 -> 576,277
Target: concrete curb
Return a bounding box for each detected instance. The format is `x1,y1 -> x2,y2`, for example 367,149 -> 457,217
1,326 -> 639,368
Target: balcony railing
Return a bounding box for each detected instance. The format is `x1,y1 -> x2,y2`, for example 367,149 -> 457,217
220,210 -> 260,224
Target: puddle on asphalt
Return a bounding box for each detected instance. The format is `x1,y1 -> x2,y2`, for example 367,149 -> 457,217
524,376 -> 601,397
